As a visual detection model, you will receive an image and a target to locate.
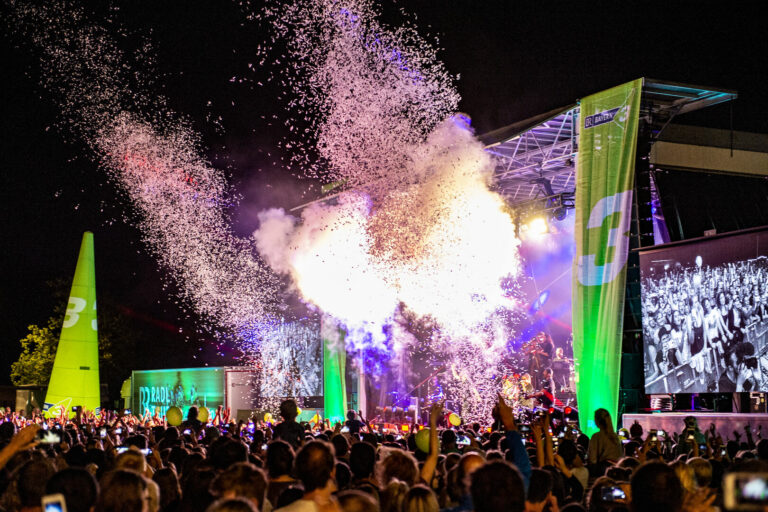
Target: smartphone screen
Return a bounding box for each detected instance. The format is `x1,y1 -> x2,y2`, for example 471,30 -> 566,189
99,428 -> 107,438
601,486 -> 626,502
725,473 -> 768,510
42,494 -> 67,512
37,430 -> 61,444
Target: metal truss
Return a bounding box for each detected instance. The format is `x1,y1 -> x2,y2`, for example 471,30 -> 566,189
482,79 -> 737,209
485,106 -> 579,205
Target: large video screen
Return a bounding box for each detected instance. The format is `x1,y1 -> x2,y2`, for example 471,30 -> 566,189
132,367 -> 225,417
640,228 -> 768,394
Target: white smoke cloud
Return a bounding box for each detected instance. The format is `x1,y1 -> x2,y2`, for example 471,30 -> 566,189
253,117 -> 521,341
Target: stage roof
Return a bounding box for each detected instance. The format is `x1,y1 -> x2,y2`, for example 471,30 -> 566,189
483,78 -> 738,206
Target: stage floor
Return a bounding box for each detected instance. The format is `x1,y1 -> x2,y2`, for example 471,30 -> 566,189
622,412 -> 768,436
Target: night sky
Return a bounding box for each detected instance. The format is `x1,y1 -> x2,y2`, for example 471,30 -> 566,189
1,1 -> 766,385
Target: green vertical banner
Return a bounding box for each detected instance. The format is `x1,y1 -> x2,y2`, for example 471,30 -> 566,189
321,316 -> 347,424
573,79 -> 642,436
44,232 -> 101,417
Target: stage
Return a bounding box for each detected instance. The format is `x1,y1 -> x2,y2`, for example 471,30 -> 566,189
622,412 -> 768,436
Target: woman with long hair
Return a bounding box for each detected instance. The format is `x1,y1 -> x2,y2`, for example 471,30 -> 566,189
586,409 -> 622,475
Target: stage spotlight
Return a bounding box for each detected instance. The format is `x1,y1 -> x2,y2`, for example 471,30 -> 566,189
526,216 -> 549,236
551,207 -> 567,222
529,290 -> 550,315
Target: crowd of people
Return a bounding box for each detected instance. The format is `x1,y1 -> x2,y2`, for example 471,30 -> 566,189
642,257 -> 768,393
0,398 -> 767,512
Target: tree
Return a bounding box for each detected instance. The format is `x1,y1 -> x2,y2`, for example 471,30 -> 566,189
10,316 -> 60,386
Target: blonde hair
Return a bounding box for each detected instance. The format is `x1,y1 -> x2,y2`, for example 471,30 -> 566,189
671,460 -> 697,494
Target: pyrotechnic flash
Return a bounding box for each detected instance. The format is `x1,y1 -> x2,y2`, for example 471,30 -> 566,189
254,117 -> 522,339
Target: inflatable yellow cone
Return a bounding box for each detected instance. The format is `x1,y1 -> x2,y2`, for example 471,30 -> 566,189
43,232 -> 100,417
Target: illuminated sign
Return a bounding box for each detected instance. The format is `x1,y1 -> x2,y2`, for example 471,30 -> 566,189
132,367 -> 224,418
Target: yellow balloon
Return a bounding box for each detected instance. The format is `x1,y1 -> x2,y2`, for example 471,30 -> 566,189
296,407 -> 302,415
198,406 -> 209,423
166,406 -> 183,426
415,428 -> 431,453
448,413 -> 461,426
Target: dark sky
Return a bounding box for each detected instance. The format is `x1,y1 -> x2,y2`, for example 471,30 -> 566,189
1,0 -> 766,386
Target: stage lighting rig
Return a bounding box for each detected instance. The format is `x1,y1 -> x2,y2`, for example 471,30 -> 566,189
509,179 -> 574,238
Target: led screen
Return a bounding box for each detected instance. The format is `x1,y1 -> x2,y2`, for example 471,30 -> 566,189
640,228 -> 768,394
132,367 -> 225,417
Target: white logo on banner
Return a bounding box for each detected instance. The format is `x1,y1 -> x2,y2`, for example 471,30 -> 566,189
577,190 -> 633,286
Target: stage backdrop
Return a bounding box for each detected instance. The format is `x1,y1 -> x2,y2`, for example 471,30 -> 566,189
573,79 -> 642,435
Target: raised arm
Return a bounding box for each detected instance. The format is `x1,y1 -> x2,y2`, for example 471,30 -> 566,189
498,394 -> 531,490
0,424 -> 39,470
420,402 -> 441,485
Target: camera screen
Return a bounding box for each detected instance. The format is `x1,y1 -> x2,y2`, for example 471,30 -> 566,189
37,430 -> 61,444
44,502 -> 64,512
737,476 -> 768,504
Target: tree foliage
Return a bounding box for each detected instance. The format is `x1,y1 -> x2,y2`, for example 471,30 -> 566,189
10,316 -> 60,386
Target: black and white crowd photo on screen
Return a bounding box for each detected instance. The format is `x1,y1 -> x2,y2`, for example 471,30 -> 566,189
641,229 -> 768,394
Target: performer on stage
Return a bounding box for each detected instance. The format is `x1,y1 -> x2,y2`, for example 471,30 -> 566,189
528,332 -> 554,388
552,347 -> 572,392
519,373 -> 534,409
527,367 -> 554,408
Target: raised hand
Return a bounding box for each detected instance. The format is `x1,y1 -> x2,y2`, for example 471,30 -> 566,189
496,394 -> 516,431
429,402 -> 443,427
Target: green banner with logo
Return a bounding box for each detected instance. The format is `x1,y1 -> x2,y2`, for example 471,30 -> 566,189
573,79 -> 642,436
